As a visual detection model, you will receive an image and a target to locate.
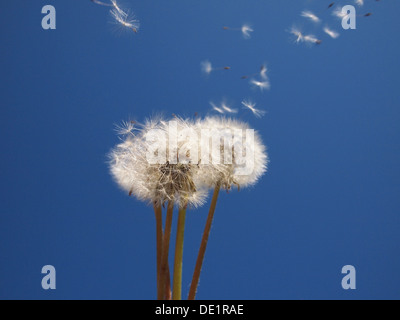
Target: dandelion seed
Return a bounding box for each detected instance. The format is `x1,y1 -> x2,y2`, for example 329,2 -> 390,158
210,101 -> 237,114
201,60 -> 230,75
221,102 -> 238,114
91,0 -> 113,7
110,0 -> 127,17
328,2 -> 335,8
250,79 -> 270,92
364,12 -> 372,17
332,7 -> 349,19
241,64 -> 268,80
210,102 -> 224,114
241,24 -> 253,39
260,64 -> 268,80
223,24 -> 253,39
290,27 -> 304,43
110,7 -> 139,33
304,34 -> 322,45
201,60 -> 213,75
301,10 -> 321,23
323,26 -> 340,39
241,99 -> 266,118
355,0 -> 364,6
115,120 -> 136,136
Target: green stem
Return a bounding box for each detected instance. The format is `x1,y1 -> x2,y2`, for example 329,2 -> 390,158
153,203 -> 163,300
188,182 -> 221,300
172,204 -> 187,300
159,201 -> 174,300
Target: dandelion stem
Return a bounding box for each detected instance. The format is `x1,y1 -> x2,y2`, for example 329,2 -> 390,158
166,263 -> 172,300
153,203 -> 163,299
172,204 -> 187,300
188,182 -> 221,300
159,201 -> 174,300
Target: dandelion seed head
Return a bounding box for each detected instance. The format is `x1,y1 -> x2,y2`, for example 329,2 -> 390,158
109,117 -> 209,208
196,117 -> 268,190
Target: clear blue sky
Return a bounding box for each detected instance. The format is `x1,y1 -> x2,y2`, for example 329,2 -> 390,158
1,0 -> 399,299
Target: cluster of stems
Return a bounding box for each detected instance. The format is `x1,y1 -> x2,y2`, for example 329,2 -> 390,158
153,182 -> 221,300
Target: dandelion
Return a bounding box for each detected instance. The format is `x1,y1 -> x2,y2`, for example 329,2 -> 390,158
109,114 -> 268,300
241,99 -> 266,118
110,7 -> 140,33
223,24 -> 253,39
109,117 -> 208,209
323,26 -> 340,39
188,116 -> 268,299
250,79 -> 270,92
196,116 -> 268,190
301,10 -> 321,23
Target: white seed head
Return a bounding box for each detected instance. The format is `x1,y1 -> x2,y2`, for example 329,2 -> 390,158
196,117 -> 268,191
109,117 -> 208,208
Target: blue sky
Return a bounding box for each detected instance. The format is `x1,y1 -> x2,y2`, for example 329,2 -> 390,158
1,0 -> 399,299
